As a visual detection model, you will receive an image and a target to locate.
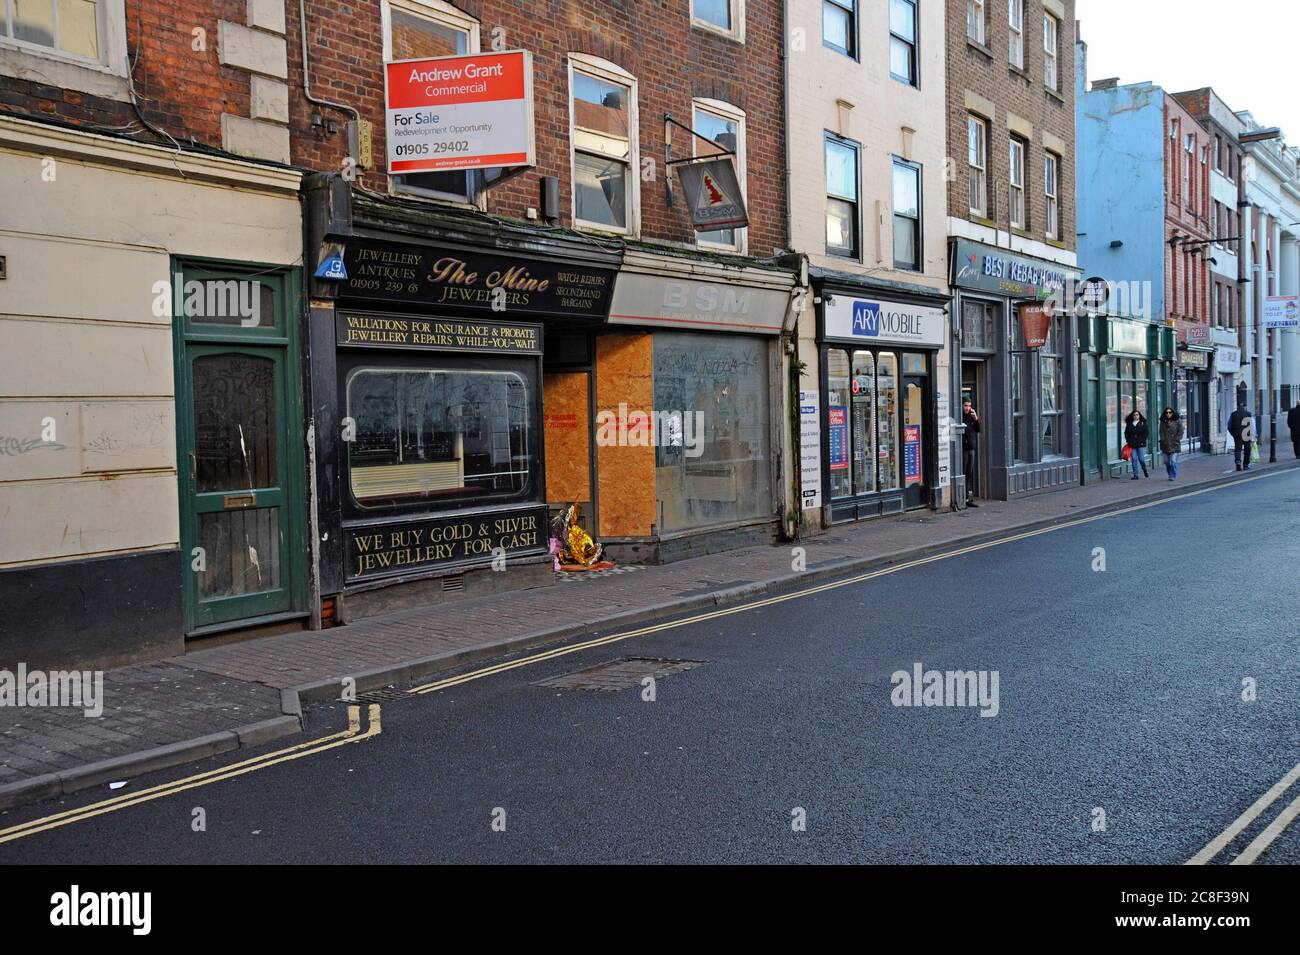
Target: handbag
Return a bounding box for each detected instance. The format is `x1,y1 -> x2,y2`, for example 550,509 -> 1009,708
1121,445 -> 1133,461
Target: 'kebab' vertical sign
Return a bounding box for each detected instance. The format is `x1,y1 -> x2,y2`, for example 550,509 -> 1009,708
385,51 -> 535,173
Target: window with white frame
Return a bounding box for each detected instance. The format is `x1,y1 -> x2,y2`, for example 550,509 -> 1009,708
1043,12 -> 1058,91
968,0 -> 986,45
692,99 -> 746,252
889,0 -> 918,87
967,115 -> 988,219
1,0 -> 127,76
1044,151 -> 1060,240
1009,136 -> 1026,230
570,55 -> 638,234
1008,0 -> 1023,68
692,0 -> 743,39
382,0 -> 480,202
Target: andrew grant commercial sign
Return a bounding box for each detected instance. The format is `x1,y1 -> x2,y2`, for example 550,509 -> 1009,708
824,295 -> 945,347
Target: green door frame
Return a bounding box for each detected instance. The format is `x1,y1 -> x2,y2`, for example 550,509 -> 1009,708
172,258 -> 309,636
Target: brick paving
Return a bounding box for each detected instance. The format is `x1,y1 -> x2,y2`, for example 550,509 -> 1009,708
2,449 -> 1295,794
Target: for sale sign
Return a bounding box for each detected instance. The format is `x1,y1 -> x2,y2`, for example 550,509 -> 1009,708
384,51 -> 535,174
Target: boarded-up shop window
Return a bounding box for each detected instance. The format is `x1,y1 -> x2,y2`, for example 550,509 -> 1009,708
652,332 -> 771,532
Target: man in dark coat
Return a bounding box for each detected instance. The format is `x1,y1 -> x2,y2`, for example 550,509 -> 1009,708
962,398 -> 981,507
1227,399 -> 1254,471
1288,400 -> 1300,459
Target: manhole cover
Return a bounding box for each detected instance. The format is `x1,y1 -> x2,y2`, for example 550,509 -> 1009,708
534,657 -> 707,691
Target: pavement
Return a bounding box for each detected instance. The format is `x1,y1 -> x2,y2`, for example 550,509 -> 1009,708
1,455 -> 1296,863
1,448 -> 1296,813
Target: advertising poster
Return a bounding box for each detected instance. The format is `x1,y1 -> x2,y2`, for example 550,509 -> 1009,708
903,424 -> 922,486
799,390 -> 822,510
828,406 -> 848,471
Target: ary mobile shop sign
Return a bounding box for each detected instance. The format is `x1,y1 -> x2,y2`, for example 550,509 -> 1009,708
951,240 -> 1076,298
341,238 -> 614,319
346,506 -> 547,581
676,158 -> 750,231
385,51 -> 535,173
337,313 -> 542,355
825,295 -> 946,347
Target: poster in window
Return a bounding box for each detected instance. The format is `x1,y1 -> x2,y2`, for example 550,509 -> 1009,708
828,406 -> 849,471
903,424 -> 922,486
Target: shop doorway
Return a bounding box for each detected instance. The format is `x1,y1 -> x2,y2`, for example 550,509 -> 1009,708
961,360 -> 988,499
172,262 -> 307,636
902,353 -> 930,510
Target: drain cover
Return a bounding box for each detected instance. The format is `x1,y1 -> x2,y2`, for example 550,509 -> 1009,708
534,657 -> 707,691
352,687 -> 411,704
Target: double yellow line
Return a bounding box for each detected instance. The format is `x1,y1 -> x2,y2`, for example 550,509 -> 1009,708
1187,761 -> 1300,865
1,465 -> 1292,850
0,704 -> 382,846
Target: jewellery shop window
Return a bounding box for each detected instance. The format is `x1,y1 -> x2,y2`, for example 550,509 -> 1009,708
825,347 -> 900,499
341,357 -> 541,516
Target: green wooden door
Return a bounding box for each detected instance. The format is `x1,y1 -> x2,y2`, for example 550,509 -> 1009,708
173,263 -> 307,635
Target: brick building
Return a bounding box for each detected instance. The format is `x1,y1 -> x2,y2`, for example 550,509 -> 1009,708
944,0 -> 1081,502
0,0 -> 801,668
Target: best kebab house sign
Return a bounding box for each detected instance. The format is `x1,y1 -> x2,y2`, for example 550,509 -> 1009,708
385,50 -> 536,172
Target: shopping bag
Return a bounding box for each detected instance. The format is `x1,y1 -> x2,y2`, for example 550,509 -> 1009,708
1121,445 -> 1132,461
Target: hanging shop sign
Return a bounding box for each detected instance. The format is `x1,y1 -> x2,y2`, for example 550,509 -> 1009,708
1215,345 -> 1241,372
824,294 -> 946,347
950,239 -> 1078,298
676,157 -> 750,231
340,238 -> 614,319
1180,322 -> 1213,347
1017,302 -> 1053,348
799,389 -> 822,510
1263,294 -> 1299,328
345,505 -> 548,582
385,51 -> 535,173
336,312 -> 542,355
1177,348 -> 1209,369
608,272 -> 788,334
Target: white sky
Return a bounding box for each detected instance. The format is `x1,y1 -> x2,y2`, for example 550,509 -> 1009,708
1077,0 -> 1298,138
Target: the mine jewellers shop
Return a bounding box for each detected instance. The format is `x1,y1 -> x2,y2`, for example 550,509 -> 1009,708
949,240 -> 1082,501
815,277 -> 950,524
305,177 -> 618,622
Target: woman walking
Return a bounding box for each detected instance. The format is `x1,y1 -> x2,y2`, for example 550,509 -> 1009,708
1159,407 -> 1184,481
1124,409 -> 1150,479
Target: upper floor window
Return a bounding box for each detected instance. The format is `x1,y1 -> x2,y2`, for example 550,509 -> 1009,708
692,0 -> 743,40
570,55 -> 638,235
1009,136 -> 1027,230
825,134 -> 860,259
382,0 -> 480,203
967,0 -> 986,46
1183,133 -> 1193,207
967,115 -> 988,219
4,0 -> 99,59
823,0 -> 856,58
889,0 -> 918,87
1043,13 -> 1059,91
693,99 -> 747,253
892,158 -> 922,271
1008,0 -> 1024,68
1044,151 -> 1060,240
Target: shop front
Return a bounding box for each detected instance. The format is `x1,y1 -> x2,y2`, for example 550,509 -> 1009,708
602,248 -> 799,562
1174,321 -> 1214,453
304,176 -> 619,622
1212,326 -> 1242,451
1079,312 -> 1176,479
949,240 -> 1082,501
815,277 -> 950,524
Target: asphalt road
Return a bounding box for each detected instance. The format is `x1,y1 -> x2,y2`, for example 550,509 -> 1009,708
3,468 -> 1298,864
